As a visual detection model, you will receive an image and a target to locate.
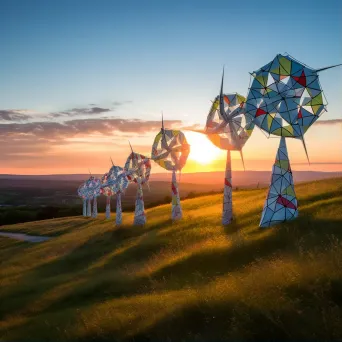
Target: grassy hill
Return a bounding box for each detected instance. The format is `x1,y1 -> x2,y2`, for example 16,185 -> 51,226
1,178 -> 342,341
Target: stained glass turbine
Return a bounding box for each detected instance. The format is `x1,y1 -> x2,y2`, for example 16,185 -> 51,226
104,160 -> 129,226
151,114 -> 190,220
204,69 -> 254,225
246,54 -> 341,227
124,143 -> 151,225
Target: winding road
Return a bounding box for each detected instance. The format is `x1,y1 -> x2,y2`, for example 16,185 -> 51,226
0,231 -> 50,243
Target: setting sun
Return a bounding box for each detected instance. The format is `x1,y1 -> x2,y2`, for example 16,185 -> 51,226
185,131 -> 224,165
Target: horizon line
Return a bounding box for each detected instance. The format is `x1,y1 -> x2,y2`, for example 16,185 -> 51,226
1,170 -> 342,177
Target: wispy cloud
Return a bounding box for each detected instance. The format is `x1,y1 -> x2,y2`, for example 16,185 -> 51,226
292,162 -> 342,165
0,118 -> 183,139
314,119 -> 342,125
0,117 -> 183,164
45,100 -> 133,118
181,123 -> 204,133
112,100 -> 132,107
65,118 -> 183,135
0,110 -> 32,121
50,107 -> 111,118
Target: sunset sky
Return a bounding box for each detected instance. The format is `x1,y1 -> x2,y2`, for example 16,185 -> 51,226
0,0 -> 341,175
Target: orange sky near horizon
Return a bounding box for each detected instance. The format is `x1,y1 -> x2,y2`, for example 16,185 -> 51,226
1,123 -> 341,175
1,0 -> 341,177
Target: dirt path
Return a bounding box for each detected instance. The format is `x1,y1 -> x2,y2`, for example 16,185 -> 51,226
0,231 -> 50,243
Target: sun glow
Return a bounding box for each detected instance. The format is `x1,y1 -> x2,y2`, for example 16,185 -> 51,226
185,131 -> 223,165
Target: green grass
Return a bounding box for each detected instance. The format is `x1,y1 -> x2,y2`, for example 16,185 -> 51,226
1,178 -> 342,341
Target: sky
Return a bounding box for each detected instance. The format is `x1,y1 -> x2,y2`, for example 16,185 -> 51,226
0,0 -> 341,175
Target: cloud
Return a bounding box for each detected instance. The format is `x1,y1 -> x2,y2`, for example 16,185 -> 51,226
0,118 -> 183,139
0,117 -> 190,165
112,100 -> 132,106
292,162 -> 342,165
0,121 -> 72,139
180,123 -> 204,133
314,119 -> 342,126
0,110 -> 32,121
50,107 -> 111,118
2,101 -> 132,121
89,107 -> 111,114
64,118 -> 183,135
0,136 -> 51,159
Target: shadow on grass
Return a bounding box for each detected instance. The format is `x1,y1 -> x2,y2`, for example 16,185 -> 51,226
0,237 -> 32,261
2,188 -> 342,340
0,226 -> 168,318
148,228 -> 286,288
123,280 -> 342,342
1,216 -> 95,237
76,300 -> 293,342
45,198 -> 342,314
24,224 -> 280,314
111,217 -> 174,241
7,270 -> 342,342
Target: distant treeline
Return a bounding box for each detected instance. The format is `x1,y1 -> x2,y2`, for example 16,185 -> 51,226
0,189 -> 226,226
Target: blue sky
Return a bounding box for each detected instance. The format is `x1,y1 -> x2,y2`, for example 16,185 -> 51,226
1,0 -> 341,121
0,0 -> 341,174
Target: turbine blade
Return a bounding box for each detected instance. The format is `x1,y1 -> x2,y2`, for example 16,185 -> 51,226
301,136 -> 310,165
239,150 -> 246,171
220,66 -> 224,98
316,63 -> 342,73
219,66 -> 228,121
128,140 -> 134,154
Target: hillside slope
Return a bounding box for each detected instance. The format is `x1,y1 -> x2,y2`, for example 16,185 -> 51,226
1,178 -> 342,341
